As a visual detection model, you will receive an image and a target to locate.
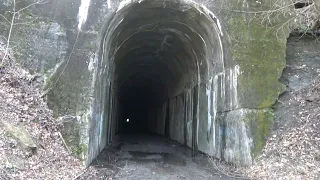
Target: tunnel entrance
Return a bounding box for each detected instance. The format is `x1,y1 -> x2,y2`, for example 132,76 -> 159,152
108,0 -> 221,140
88,0 -> 230,165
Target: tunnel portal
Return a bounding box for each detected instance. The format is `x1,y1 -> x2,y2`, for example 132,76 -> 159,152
106,1 -> 223,139
0,0 -> 291,169
88,0 -> 239,166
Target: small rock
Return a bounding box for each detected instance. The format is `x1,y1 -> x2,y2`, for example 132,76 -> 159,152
306,163 -> 314,168
6,156 -> 26,170
297,166 -> 306,175
314,152 -> 320,161
306,95 -> 317,102
5,160 -> 13,169
1,120 -> 37,154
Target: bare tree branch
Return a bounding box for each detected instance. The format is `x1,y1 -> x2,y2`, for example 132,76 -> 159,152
14,17 -> 39,25
0,14 -> 11,24
1,0 -> 49,63
1,0 -> 15,63
15,0 -> 48,14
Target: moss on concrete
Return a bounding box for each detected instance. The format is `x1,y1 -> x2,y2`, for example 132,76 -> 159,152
244,109 -> 274,157
71,144 -> 88,160
59,116 -> 89,160
227,16 -> 287,108
216,0 -> 290,109
213,0 -> 291,163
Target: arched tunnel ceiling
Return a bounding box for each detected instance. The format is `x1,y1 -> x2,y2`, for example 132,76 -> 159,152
102,0 -> 225,107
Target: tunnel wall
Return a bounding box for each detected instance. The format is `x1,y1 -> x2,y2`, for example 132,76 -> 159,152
0,0 -> 291,167
157,65 -> 246,160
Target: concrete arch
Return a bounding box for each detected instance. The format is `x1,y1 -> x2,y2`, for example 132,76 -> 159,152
88,0 -> 242,166
102,0 -> 227,93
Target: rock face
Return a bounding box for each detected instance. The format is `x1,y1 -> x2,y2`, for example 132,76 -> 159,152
281,36 -> 320,91
275,35 -> 320,130
0,0 -> 291,166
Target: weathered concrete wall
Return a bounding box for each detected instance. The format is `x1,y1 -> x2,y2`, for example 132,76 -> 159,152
0,0 -> 291,167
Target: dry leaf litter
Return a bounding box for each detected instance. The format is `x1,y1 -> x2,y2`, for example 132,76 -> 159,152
0,49 -> 84,179
243,76 -> 320,179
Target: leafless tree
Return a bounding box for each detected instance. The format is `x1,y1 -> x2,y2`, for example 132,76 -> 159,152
0,0 -> 47,64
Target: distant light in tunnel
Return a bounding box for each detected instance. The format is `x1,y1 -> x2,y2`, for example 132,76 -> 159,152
126,119 -> 130,123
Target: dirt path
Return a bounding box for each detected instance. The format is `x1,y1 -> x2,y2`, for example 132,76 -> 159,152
81,134 -> 240,180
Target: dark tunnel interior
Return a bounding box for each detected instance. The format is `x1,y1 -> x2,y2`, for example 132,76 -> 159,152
115,28 -> 190,134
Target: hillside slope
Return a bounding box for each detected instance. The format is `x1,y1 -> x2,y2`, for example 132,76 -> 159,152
0,52 -> 83,179
244,36 -> 320,179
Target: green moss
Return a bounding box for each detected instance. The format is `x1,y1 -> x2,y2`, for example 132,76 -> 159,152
219,2 -> 290,109
71,144 -> 88,160
244,109 -> 273,157
5,131 -> 14,138
230,17 -> 287,108
215,2 -> 290,159
80,144 -> 88,157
